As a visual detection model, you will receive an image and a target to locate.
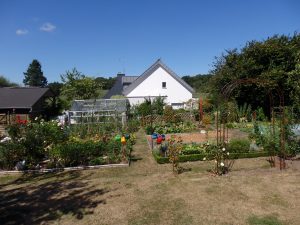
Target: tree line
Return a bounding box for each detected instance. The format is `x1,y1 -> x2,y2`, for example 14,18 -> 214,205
0,59 -> 116,118
1,32 -> 299,118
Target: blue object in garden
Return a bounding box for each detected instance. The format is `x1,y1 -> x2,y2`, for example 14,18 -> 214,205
125,134 -> 130,140
161,134 -> 166,140
151,133 -> 158,139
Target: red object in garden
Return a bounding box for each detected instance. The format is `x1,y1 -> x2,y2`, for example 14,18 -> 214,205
157,136 -> 163,144
16,115 -> 27,124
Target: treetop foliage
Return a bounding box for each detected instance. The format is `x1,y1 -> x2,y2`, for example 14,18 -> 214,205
182,74 -> 212,93
60,68 -> 102,101
210,33 -> 300,114
23,59 -> 48,87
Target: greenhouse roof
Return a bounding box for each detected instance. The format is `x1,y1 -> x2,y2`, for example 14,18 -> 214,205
70,99 -> 129,112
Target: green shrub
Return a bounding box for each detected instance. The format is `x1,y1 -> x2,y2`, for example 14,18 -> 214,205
145,125 -> 154,135
182,143 -> 205,154
228,138 -> 250,153
50,140 -> 107,167
0,142 -> 25,170
89,157 -> 107,165
2,120 -> 68,169
126,119 -> 140,133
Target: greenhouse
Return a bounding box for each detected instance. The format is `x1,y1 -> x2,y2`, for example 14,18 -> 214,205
68,98 -> 129,125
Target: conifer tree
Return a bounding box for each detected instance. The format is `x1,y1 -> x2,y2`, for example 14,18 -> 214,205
23,59 -> 47,87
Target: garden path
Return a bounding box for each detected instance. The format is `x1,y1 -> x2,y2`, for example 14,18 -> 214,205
129,129 -> 159,172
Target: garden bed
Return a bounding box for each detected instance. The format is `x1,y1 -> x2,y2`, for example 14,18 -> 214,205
0,119 -> 135,171
146,129 -> 248,144
152,150 -> 269,164
0,162 -> 129,174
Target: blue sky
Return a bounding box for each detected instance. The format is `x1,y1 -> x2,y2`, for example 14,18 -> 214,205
0,0 -> 299,84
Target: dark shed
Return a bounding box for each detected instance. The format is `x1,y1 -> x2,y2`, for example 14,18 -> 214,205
0,87 -> 53,122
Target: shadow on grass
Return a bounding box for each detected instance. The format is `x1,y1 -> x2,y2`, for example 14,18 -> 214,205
0,171 -> 109,225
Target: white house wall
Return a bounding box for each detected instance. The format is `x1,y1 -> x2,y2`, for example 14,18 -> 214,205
126,67 -> 192,106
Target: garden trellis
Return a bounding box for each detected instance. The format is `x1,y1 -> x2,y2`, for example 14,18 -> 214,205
68,99 -> 129,125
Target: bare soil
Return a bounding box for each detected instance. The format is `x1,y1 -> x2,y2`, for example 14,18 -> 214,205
0,129 -> 300,225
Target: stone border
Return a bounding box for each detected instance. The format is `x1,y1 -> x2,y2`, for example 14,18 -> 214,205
0,163 -> 129,174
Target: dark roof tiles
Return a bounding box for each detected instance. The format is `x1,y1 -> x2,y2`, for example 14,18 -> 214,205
0,87 -> 52,109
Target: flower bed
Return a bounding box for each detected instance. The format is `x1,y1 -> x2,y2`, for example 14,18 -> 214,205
152,150 -> 269,164
144,122 -> 197,135
150,137 -> 268,164
0,119 -> 134,171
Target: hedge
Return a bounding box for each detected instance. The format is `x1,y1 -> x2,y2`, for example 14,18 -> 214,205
152,151 -> 270,164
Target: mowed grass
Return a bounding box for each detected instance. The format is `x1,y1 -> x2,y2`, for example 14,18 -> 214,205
1,130 -> 300,225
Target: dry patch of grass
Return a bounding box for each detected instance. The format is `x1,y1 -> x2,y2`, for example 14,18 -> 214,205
1,130 -> 300,225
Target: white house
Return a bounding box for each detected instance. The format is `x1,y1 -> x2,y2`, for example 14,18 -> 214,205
104,59 -> 194,108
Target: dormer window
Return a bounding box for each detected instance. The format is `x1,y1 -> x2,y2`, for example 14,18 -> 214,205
162,82 -> 166,89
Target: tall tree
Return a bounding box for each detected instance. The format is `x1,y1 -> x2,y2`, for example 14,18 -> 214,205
44,82 -> 65,118
23,59 -> 48,87
60,68 -> 102,101
210,33 -> 300,115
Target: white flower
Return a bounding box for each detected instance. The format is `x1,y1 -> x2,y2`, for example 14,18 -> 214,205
214,160 -> 217,164
220,162 -> 225,167
0,137 -> 11,143
206,142 -> 210,146
222,147 -> 226,151
34,117 -> 38,121
57,122 -> 62,126
227,152 -> 230,155
203,157 -> 206,161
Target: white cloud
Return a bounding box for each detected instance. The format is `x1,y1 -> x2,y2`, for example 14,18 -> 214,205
16,29 -> 28,35
40,22 -> 56,32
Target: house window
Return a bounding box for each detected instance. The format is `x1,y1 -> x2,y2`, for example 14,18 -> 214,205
162,82 -> 166,89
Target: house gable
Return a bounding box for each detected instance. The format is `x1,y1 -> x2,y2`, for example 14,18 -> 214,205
123,59 -> 194,96
124,60 -> 194,105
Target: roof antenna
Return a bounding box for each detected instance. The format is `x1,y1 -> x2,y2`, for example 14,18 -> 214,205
118,57 -> 126,75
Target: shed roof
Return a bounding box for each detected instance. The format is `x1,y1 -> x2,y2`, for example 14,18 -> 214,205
0,87 -> 52,109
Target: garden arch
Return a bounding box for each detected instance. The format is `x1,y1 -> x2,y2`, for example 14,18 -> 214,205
217,78 -> 286,169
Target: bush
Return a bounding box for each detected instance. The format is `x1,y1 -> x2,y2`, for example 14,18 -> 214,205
49,140 -> 107,167
1,120 -> 68,169
227,138 -> 250,153
89,157 -> 107,165
0,142 -> 25,170
49,139 -> 128,167
126,119 -> 140,133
